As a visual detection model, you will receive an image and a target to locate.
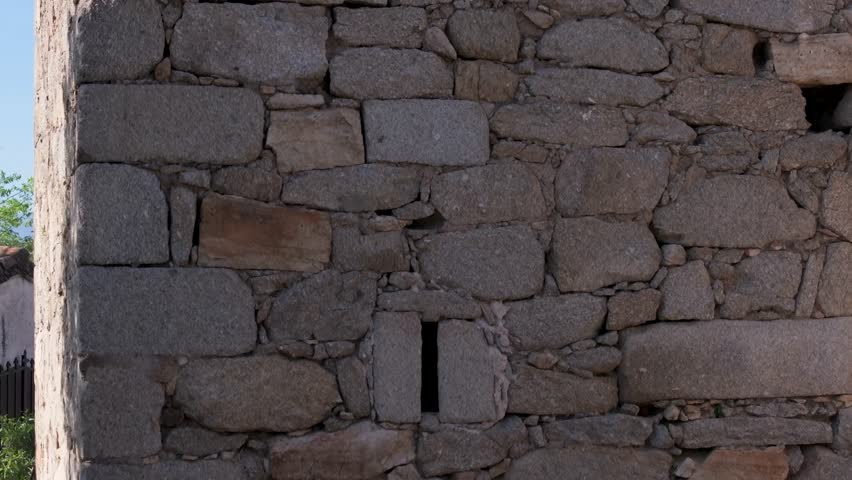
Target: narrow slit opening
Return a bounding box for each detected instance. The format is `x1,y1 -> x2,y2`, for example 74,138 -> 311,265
421,322 -> 439,413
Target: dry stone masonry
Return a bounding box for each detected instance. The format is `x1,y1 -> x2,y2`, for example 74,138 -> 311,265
33,0 -> 852,478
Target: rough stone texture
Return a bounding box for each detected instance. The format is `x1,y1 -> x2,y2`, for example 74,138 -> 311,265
175,356 -> 340,432
543,414 -> 654,447
504,294 -> 607,350
659,261 -> 715,321
418,418 -> 525,476
373,312 -> 421,423
794,447 -> 852,479
164,427 -> 248,457
281,164 -> 422,212
267,109 -> 365,174
821,173 -> 852,242
169,187 -> 195,266
679,418 -> 833,448
674,0 -> 833,33
634,111 -> 697,144
663,77 -> 809,131
198,194 -> 331,271
796,249 -> 825,318
538,19 -> 669,73
620,318 -> 852,403
561,347 -> 623,374
654,175 -> 816,248
773,34 -> 852,85
541,0 -> 625,16
438,320 -> 505,423
77,267 -> 256,356
431,163 -> 547,225
555,148 -> 670,216
692,447 -> 789,480
491,102 -> 629,146
74,164 -> 168,265
629,0 -> 668,18
377,290 -> 481,321
606,290 -> 661,330
508,364 -> 618,415
363,100 -> 489,166
336,356 -> 371,418
79,366 -> 163,460
75,0 -> 164,82
172,3 -> 329,87
780,132 -> 847,171
80,461 -> 248,480
77,85 -> 265,165
333,228 -> 408,273
702,24 -> 759,76
817,242 -> 852,316
834,408 -> 852,456
211,166 -> 281,202
268,270 -> 377,342
330,48 -> 453,100
455,61 -> 518,102
419,226 -> 544,300
446,10 -> 520,62
270,422 -> 415,480
720,252 -> 802,319
526,68 -> 665,107
333,7 -> 427,48
551,217 -> 661,292
505,446 -> 672,480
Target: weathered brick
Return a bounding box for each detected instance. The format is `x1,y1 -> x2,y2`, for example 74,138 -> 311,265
267,109 -> 365,174
77,85 -> 264,165
679,417 -> 832,448
363,100 -> 489,166
504,294 -> 607,350
198,194 -> 331,271
663,77 -> 808,131
75,0 -> 164,82
446,10 -> 520,62
281,164 -> 422,212
491,101 -> 629,146
508,364 -> 618,415
431,163 -> 547,225
74,164 -> 168,265
439,320 -> 505,423
268,270 -> 377,342
172,3 -> 329,87
654,174 -> 816,248
175,356 -> 340,432
550,217 -> 661,292
333,7 -> 427,48
556,148 -> 670,216
506,447 -> 672,480
538,19 -> 669,73
526,68 -> 665,107
675,0 -> 834,33
620,318 -> 852,403
373,312 -> 421,423
419,226 -> 544,300
330,48 -> 453,99
77,267 -> 256,356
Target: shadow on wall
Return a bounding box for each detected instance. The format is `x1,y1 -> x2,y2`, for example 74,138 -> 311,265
0,247 -> 34,365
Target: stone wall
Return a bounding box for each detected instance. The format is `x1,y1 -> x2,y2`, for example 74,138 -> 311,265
0,247 -> 34,364
36,0 -> 852,478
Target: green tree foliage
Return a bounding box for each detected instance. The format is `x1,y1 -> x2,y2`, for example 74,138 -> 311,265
0,415 -> 34,480
0,171 -> 33,252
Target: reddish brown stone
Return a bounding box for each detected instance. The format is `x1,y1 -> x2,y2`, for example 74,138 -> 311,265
692,447 -> 788,480
198,194 -> 331,271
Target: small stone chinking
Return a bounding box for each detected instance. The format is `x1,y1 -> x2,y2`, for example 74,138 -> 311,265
51,0 -> 852,478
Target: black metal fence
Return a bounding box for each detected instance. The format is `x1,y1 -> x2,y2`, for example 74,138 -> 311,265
0,353 -> 33,418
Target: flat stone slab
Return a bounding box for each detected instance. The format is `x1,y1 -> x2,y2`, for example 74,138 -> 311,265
506,446 -> 672,480
675,0 -> 834,33
491,101 -> 629,146
175,356 -> 340,432
620,318 -> 852,403
332,7 -> 427,48
77,85 -> 264,165
197,194 -> 331,271
543,414 -> 654,447
526,68 -> 665,107
373,312 -> 421,423
504,294 -> 607,350
271,422 -> 415,480
77,267 -> 256,356
508,364 -> 617,415
419,226 -> 544,300
653,174 -> 815,248
330,48 -> 453,99
418,417 -> 525,476
267,108 -> 365,174
363,100 -> 489,166
377,290 -> 481,321
772,34 -> 852,86
663,77 -> 809,131
446,10 -> 521,62
171,3 -> 328,87
679,417 -> 832,448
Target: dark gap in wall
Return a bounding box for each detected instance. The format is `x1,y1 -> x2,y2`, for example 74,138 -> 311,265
192,195 -> 203,247
408,211 -> 446,230
375,209 -> 394,216
751,41 -> 769,71
421,322 -> 439,413
802,85 -> 848,132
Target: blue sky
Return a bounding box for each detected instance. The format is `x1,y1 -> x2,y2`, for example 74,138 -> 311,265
0,2 -> 35,179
